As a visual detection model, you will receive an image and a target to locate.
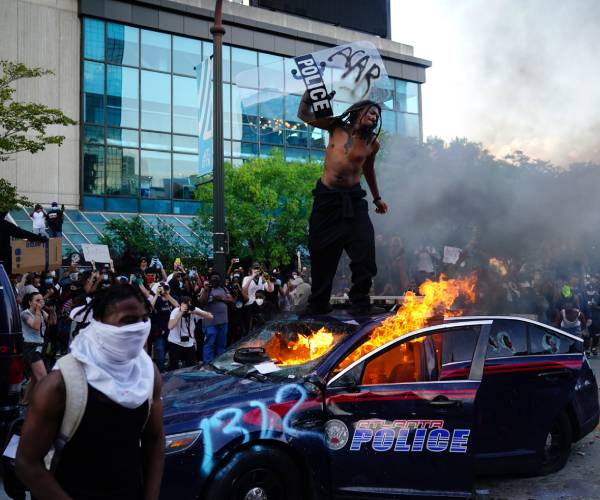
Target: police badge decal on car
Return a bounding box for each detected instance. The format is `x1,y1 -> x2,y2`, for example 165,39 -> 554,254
325,419 -> 350,450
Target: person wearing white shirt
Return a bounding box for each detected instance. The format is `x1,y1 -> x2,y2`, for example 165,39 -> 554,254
29,204 -> 47,237
242,264 -> 274,333
167,296 -> 212,370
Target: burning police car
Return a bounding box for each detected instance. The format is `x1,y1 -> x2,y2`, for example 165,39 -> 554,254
160,277 -> 599,500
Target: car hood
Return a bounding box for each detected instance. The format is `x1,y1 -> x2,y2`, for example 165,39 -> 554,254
161,366 -> 279,432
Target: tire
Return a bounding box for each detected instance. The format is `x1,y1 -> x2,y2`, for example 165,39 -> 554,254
537,411 -> 572,475
204,444 -> 303,500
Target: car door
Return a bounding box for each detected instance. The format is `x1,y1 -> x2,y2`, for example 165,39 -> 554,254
525,323 -> 583,453
472,319 -> 531,467
323,321 -> 490,498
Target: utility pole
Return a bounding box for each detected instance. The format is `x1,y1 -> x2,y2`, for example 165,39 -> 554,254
211,0 -> 226,277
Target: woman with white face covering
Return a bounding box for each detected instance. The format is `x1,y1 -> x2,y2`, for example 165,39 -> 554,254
16,284 -> 164,500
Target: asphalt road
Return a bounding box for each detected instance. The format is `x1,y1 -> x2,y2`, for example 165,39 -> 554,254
2,358 -> 599,500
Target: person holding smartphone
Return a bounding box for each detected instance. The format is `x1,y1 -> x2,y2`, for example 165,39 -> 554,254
167,296 -> 212,370
197,273 -> 234,363
20,292 -> 48,405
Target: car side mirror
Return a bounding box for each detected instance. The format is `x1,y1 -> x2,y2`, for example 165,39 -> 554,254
305,373 -> 326,391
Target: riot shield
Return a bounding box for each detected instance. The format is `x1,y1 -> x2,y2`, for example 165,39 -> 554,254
234,41 -> 392,120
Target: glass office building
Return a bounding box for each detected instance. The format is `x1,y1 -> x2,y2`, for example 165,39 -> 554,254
81,17 -> 422,215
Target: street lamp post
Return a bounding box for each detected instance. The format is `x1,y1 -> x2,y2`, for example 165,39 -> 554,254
211,0 -> 226,277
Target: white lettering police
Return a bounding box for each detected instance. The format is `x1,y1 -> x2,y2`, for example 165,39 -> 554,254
341,419 -> 470,454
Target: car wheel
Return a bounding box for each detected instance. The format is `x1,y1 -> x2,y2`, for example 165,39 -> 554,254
204,445 -> 303,500
537,411 -> 572,475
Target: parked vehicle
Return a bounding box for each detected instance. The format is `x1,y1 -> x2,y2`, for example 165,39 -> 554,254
0,263 -> 23,446
0,262 -> 25,499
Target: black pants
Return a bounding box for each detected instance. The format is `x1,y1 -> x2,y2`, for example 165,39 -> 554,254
168,342 -> 197,370
308,180 -> 377,310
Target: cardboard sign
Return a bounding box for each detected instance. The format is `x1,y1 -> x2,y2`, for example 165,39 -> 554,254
11,238 -> 62,273
443,246 -> 462,265
81,244 -> 111,263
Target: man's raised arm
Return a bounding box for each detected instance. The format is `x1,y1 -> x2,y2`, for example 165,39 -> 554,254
297,90 -> 337,131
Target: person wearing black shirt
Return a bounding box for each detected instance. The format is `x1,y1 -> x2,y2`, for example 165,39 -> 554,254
148,283 -> 179,371
45,202 -> 64,237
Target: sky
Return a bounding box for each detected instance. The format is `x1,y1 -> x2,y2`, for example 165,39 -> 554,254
391,0 -> 600,166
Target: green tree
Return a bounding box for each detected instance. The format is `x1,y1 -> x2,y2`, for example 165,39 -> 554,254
194,154 -> 322,267
0,61 -> 77,160
0,178 -> 32,212
99,216 -> 207,271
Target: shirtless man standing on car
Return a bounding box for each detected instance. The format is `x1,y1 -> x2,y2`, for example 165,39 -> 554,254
298,96 -> 388,314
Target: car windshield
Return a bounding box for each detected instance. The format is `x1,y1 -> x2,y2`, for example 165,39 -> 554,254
211,319 -> 357,379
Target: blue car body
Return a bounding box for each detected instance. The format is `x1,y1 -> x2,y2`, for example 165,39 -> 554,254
160,312 -> 599,499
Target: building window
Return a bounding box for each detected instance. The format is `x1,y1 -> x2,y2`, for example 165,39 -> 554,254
107,65 -> 139,128
231,47 -> 257,88
259,91 -> 284,145
107,24 -> 139,66
106,147 -> 138,196
84,18 -> 104,61
83,145 -> 105,195
107,128 -> 138,148
395,80 -> 419,114
141,30 -> 171,72
173,153 -> 199,199
83,61 -> 104,124
173,36 -> 202,77
141,70 -> 171,132
173,76 -> 198,135
140,150 -> 171,199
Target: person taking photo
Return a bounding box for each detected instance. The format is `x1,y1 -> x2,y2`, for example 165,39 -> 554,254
167,296 -> 212,370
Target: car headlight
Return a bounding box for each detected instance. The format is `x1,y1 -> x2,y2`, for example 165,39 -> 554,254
165,430 -> 202,455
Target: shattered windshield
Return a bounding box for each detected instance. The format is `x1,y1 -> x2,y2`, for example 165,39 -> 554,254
211,319 -> 357,379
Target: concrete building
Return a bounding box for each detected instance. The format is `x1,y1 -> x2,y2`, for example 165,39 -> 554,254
0,0 -> 430,254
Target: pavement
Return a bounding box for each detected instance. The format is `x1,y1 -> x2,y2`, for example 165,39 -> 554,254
2,358 -> 599,500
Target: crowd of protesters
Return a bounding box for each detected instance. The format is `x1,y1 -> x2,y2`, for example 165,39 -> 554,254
9,255 -> 314,380
353,233 -> 600,355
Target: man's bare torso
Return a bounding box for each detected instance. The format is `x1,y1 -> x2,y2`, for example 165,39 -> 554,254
321,126 -> 379,189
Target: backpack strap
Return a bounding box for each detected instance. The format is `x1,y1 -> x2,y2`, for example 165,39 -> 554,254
48,354 -> 88,472
143,367 -> 155,430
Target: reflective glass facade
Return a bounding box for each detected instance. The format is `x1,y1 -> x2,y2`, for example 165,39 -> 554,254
82,17 -> 421,214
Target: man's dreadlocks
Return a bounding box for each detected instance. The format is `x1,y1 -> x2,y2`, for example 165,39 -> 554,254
337,100 -> 382,144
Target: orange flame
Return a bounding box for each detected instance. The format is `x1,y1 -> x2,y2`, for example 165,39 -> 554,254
336,274 -> 477,371
264,327 -> 336,366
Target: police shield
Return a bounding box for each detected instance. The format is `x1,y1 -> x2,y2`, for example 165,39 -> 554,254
234,41 -> 392,121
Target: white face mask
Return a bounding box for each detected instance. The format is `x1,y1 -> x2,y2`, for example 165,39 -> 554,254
89,318 -> 150,363
255,298 -> 264,306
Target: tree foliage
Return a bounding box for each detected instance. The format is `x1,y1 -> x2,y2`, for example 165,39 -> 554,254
0,61 -> 77,160
0,178 -> 32,213
99,216 -> 207,272
194,154 -> 322,267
